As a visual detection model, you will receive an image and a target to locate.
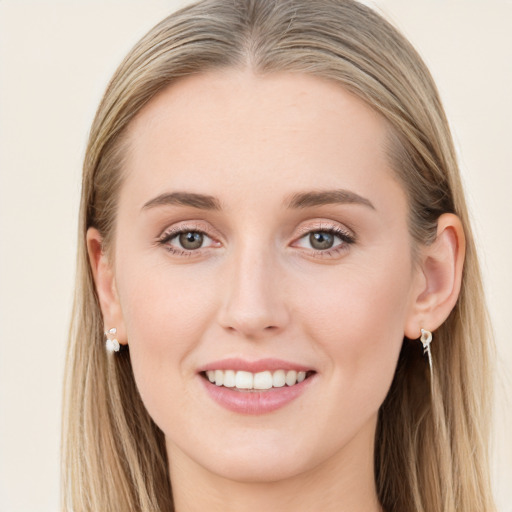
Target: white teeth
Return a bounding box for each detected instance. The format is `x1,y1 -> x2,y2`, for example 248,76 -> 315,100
214,369 -> 224,386
205,369 -> 310,390
223,370 -> 236,388
235,371 -> 253,389
272,369 -> 286,388
285,370 -> 297,386
253,371 -> 273,390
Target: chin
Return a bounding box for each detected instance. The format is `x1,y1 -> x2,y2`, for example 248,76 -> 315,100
168,428 -> 322,484
201,452 -> 313,484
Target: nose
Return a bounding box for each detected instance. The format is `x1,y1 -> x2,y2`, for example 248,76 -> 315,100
217,244 -> 290,339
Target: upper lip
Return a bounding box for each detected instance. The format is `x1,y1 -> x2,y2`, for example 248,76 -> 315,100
198,358 -> 314,374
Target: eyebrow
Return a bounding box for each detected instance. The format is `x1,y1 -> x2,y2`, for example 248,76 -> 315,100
284,189 -> 375,210
141,189 -> 375,212
142,192 -> 222,211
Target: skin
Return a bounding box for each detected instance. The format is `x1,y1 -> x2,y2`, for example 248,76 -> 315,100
88,70 -> 465,512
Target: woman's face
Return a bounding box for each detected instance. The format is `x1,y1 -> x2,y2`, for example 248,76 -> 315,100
108,70 -> 423,482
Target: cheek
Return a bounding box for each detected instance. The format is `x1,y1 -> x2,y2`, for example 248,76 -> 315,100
296,256 -> 412,402
118,253 -> 218,339
115,256 -> 219,418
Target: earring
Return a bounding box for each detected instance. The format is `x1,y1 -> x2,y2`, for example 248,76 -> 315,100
105,327 -> 120,353
420,328 -> 433,377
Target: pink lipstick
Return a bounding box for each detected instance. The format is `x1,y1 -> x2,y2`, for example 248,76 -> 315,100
198,358 -> 316,415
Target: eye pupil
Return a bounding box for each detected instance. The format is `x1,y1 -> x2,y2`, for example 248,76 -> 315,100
310,232 -> 334,250
179,232 -> 203,250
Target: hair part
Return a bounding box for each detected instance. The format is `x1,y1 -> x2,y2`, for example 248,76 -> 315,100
62,1 -> 496,510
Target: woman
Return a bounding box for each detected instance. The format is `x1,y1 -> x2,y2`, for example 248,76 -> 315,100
61,1 -> 496,511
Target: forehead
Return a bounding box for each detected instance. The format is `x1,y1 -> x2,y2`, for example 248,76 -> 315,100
121,69 -> 403,213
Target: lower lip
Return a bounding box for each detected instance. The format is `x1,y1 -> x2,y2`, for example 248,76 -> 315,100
199,374 -> 315,415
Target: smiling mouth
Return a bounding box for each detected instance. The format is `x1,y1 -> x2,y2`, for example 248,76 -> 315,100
201,369 -> 316,391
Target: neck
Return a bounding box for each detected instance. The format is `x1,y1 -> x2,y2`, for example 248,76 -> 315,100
167,415 -> 382,512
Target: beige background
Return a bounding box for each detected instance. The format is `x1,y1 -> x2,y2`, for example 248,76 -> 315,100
0,1 -> 510,510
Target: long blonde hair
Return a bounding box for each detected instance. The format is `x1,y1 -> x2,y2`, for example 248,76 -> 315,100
61,1 -> 496,510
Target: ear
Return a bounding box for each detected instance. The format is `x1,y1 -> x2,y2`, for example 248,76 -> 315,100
404,213 -> 466,339
87,227 -> 127,345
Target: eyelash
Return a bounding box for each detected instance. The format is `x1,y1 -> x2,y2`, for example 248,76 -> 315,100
156,224 -> 355,258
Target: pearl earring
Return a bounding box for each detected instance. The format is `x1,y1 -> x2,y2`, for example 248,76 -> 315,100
105,327 -> 120,353
420,328 -> 433,377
